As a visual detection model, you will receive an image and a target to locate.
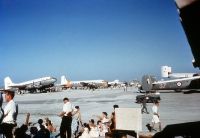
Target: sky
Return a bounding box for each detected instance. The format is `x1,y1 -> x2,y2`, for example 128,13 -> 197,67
0,0 -> 198,85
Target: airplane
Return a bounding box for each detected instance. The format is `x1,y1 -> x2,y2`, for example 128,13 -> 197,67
108,80 -> 122,87
139,0 -> 200,93
108,80 -> 128,88
140,73 -> 200,93
60,75 -> 108,90
4,76 -> 57,93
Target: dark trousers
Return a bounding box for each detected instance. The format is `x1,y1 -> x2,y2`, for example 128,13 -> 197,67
60,116 -> 72,138
0,123 -> 15,138
141,106 -> 148,113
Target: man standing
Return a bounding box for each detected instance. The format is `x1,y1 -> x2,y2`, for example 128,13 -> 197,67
1,90 -> 18,138
58,97 -> 74,138
110,104 -> 119,131
141,96 -> 149,114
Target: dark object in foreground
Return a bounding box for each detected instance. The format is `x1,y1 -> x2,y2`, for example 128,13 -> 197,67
153,121 -> 200,138
146,124 -> 156,132
175,0 -> 200,68
136,94 -> 161,103
105,130 -> 137,138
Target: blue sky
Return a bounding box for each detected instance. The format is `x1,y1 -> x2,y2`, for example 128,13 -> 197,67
0,0 -> 198,85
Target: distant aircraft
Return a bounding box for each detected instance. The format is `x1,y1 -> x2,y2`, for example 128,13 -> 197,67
108,80 -> 121,87
60,75 -> 108,89
4,76 -> 57,93
108,80 -> 128,87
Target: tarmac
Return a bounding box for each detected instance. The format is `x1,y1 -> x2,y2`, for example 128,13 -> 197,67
4,87 -> 200,136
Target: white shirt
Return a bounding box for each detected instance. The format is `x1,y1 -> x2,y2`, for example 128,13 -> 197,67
63,102 -> 73,116
152,105 -> 160,123
152,105 -> 158,114
89,126 -> 99,137
79,128 -> 91,138
101,117 -> 109,123
3,100 -> 17,124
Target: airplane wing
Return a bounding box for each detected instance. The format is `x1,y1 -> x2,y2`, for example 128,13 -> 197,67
8,84 -> 27,89
175,0 -> 200,68
153,76 -> 200,84
8,82 -> 42,90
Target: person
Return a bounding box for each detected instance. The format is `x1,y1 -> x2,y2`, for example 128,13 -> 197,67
107,105 -> 123,138
101,112 -> 110,124
1,90 -> 18,138
109,104 -> 119,132
78,123 -> 91,138
35,124 -> 50,138
37,119 -> 44,131
58,97 -> 74,138
110,104 -> 119,131
95,112 -> 110,136
14,113 -> 31,138
30,127 -> 38,138
44,117 -> 50,128
14,124 -> 31,138
123,84 -> 128,92
150,101 -> 161,132
97,120 -> 104,137
46,120 -> 56,138
141,96 -> 149,114
72,106 -> 82,137
88,119 -> 99,137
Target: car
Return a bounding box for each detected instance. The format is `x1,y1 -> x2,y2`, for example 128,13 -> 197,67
135,93 -> 161,103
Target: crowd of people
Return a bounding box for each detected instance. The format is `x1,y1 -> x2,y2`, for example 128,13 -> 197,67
57,97 -> 120,138
0,89 -> 161,138
0,90 -> 121,138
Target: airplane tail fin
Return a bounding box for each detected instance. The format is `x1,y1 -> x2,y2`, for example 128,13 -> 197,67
61,75 -> 67,85
161,66 -> 172,78
141,75 -> 156,92
4,77 -> 13,90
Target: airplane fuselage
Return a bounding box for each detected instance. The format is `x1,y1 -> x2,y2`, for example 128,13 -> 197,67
152,77 -> 200,91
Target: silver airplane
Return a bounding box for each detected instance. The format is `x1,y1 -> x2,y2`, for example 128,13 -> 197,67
60,75 -> 108,89
4,76 -> 57,93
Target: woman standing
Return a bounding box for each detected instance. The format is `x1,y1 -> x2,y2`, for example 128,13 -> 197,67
72,106 -> 82,137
